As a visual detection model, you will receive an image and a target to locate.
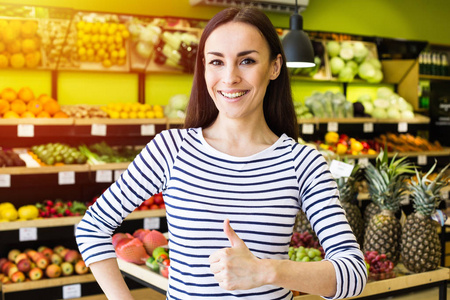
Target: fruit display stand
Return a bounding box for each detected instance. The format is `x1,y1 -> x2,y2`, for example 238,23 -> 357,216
293,266 -> 449,300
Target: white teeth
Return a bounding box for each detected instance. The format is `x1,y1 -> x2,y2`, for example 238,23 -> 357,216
220,91 -> 246,99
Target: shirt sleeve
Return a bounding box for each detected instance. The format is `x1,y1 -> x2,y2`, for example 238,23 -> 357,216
75,130 -> 183,266
292,143 -> 368,299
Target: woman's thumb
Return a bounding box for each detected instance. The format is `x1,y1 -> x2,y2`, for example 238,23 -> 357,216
224,219 -> 244,248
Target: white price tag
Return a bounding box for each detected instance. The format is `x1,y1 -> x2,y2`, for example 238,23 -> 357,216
143,217 -> 160,230
358,157 -> 370,168
58,171 -> 75,185
417,155 -> 427,166
63,284 -> 82,299
114,169 -> 126,181
91,124 -> 107,136
17,124 -> 34,137
329,160 -> 354,179
302,124 -> 314,134
96,170 -> 113,183
327,122 -> 339,132
363,123 -> 374,133
398,122 -> 408,133
19,227 -> 37,241
141,124 -> 155,136
0,174 -> 11,188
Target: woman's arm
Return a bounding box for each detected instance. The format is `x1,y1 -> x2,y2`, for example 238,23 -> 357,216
88,258 -> 134,300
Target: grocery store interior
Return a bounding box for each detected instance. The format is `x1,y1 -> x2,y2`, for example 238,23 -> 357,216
0,0 -> 449,299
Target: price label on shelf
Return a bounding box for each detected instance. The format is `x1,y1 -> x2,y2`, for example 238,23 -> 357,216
63,284 -> 82,299
363,123 -> 374,133
329,160 -> 354,179
58,171 -> 75,185
417,155 -> 427,166
302,123 -> 314,134
114,169 -> 126,181
96,170 -> 113,183
17,124 -> 34,137
141,124 -> 155,136
0,174 -> 11,188
327,122 -> 338,132
91,124 -> 107,136
144,217 -> 160,230
398,122 -> 408,133
19,227 -> 37,242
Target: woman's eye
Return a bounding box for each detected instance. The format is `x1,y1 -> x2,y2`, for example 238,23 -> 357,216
241,58 -> 255,65
209,60 -> 223,66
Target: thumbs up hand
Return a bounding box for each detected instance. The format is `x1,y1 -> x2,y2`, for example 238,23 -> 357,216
209,219 -> 263,290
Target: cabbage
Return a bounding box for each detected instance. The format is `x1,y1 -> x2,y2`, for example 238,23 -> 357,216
330,56 -> 345,75
396,97 -> 409,111
338,66 -> 355,82
367,58 -> 382,70
353,42 -> 369,63
387,107 -> 401,119
358,62 -> 376,80
367,69 -> 383,83
372,107 -> 388,119
377,87 -> 393,99
136,41 -> 153,59
401,110 -> 415,119
373,98 -> 390,109
327,41 -> 340,57
361,101 -> 374,115
168,94 -> 189,111
357,94 -> 372,103
346,60 -> 359,75
339,47 -> 354,61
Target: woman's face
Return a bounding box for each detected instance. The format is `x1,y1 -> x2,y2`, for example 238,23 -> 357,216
204,22 -> 281,121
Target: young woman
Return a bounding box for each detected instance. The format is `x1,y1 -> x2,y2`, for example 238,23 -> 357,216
76,7 -> 367,300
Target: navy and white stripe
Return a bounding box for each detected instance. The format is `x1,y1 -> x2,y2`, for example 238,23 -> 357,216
76,128 -> 367,299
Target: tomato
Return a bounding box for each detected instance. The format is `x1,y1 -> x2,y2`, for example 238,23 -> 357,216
160,267 -> 169,278
162,258 -> 170,267
156,254 -> 168,263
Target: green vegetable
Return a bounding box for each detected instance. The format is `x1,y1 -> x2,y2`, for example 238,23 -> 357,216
326,41 -> 340,57
330,56 -> 345,75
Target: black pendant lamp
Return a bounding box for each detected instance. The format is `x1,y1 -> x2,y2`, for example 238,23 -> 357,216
282,0 -> 315,68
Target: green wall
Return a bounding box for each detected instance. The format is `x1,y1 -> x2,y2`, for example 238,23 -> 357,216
1,0 -> 449,105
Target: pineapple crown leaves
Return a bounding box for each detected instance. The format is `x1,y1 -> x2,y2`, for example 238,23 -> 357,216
409,161 -> 450,217
336,163 -> 363,203
366,149 -> 415,211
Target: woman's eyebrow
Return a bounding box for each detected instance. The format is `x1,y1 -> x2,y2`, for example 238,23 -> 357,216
206,50 -> 259,57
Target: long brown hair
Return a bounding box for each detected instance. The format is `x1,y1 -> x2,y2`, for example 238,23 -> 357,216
184,7 -> 298,140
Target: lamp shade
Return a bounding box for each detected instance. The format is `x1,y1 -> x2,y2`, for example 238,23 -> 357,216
282,13 -> 315,68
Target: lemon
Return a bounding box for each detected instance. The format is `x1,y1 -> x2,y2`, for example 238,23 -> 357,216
77,30 -> 84,39
140,104 -> 151,112
153,105 -> 163,112
99,34 -> 107,43
110,50 -> 119,59
121,29 -> 130,39
122,103 -> 132,112
1,207 -> 18,221
129,111 -> 137,119
86,48 -> 95,57
109,111 -> 120,119
82,34 -> 91,44
91,34 -> 99,44
77,21 -> 86,31
97,48 -> 106,58
145,111 -> 155,119
117,24 -> 126,31
131,103 -> 141,112
106,35 -> 115,45
0,202 -> 15,212
102,59 -> 112,68
84,22 -> 93,33
93,43 -> 101,51
155,111 -> 165,118
118,48 -> 126,58
117,58 -> 126,66
120,111 -> 129,119
114,35 -> 123,45
18,205 -> 39,220
78,47 -> 86,56
137,111 -> 146,119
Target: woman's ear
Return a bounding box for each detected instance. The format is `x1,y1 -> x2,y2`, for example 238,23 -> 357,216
269,54 -> 283,80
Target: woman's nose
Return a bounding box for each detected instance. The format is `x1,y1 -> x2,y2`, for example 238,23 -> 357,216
222,65 -> 241,85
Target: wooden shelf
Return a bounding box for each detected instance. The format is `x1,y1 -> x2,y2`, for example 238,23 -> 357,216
293,267 -> 449,300
0,209 -> 166,231
419,74 -> 450,81
0,274 -> 95,293
0,118 -> 74,125
89,162 -> 130,171
297,114 -> 429,124
73,118 -> 167,125
0,164 -> 90,175
117,258 -> 168,292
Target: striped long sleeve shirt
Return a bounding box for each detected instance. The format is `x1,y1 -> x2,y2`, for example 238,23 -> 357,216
76,128 -> 367,299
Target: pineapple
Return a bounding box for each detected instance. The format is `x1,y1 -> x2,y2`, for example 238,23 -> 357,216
363,150 -> 415,265
336,164 -> 364,247
363,201 -> 381,229
401,162 -> 449,273
294,210 -> 318,241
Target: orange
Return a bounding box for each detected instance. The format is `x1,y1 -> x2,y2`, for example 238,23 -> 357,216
0,99 -> 10,114
10,53 -> 25,68
21,39 -> 37,54
18,87 -> 35,102
0,54 -> 8,68
3,111 -> 20,118
25,52 -> 40,68
1,88 -> 17,102
53,111 -> 68,118
21,111 -> 35,118
10,99 -> 27,115
6,39 -> 21,54
21,21 -> 38,39
43,99 -> 60,116
36,111 -> 51,118
38,94 -> 53,104
27,99 -> 43,115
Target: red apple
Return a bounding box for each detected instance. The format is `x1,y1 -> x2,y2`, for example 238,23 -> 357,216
1,275 -> 11,284
17,258 -> 31,273
53,245 -> 65,255
45,264 -> 62,278
14,253 -> 28,264
51,253 -> 63,266
0,258 -> 8,270
64,250 -> 81,264
28,267 -> 43,280
41,248 -> 54,260
74,260 -> 89,275
59,248 -> 69,259
35,255 -> 49,270
10,271 -> 26,283
7,249 -> 21,262
7,265 -> 19,278
1,261 -> 13,275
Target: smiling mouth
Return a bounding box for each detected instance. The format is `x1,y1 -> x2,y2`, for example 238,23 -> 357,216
219,91 -> 249,99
